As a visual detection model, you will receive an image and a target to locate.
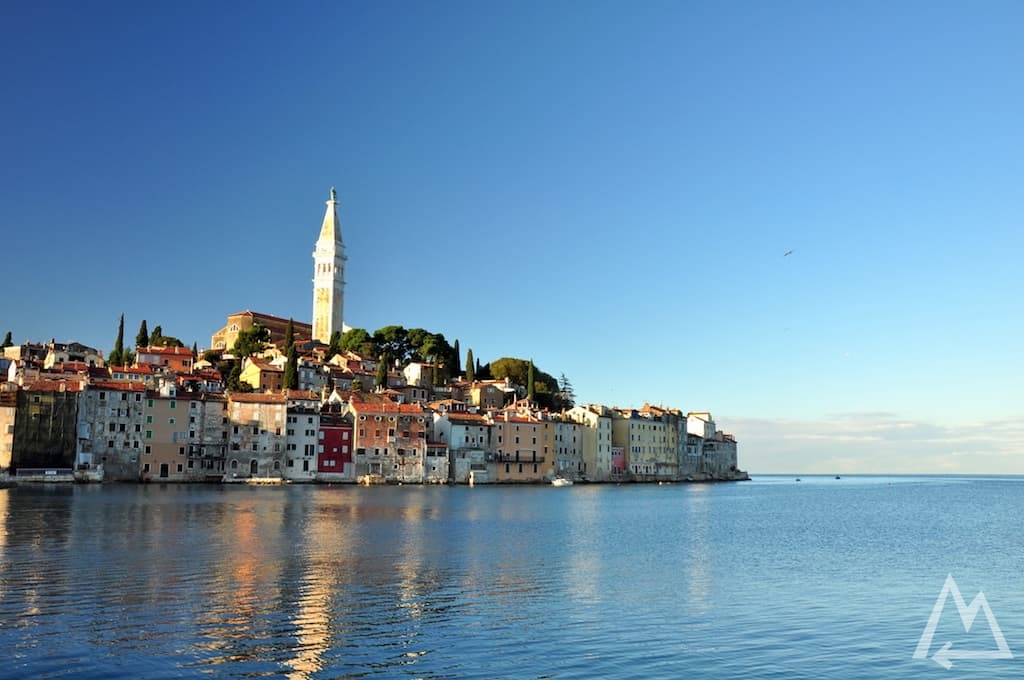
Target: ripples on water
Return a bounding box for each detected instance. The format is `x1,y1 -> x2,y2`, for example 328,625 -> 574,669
2,477 -> 1024,679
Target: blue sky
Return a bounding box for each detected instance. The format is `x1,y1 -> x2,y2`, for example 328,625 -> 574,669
2,1 -> 1022,473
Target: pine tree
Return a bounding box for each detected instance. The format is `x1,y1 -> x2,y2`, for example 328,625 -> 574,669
135,320 -> 149,348
527,359 -> 535,399
466,348 -> 475,382
283,342 -> 299,390
151,325 -> 163,345
453,339 -> 461,376
109,314 -> 125,367
1,331 -> 12,348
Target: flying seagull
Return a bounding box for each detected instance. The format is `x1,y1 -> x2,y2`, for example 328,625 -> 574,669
783,249 -> 794,257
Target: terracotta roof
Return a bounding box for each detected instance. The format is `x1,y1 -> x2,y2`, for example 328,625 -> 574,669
350,398 -> 425,415
229,393 -> 288,404
138,346 -> 193,356
230,310 -> 313,328
24,379 -> 84,392
448,413 -> 490,425
87,381 -> 147,391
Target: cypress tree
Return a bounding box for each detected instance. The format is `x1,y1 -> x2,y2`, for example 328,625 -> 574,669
109,314 -> 125,367
285,318 -> 295,350
466,348 -> 475,382
453,339 -> 461,376
135,320 -> 149,348
1,331 -> 12,348
283,342 -> 299,390
527,359 -> 535,399
375,356 -> 388,389
432,356 -> 439,386
191,342 -> 198,362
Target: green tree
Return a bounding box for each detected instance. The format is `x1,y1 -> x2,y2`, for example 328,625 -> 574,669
350,378 -> 363,392
150,325 -> 163,344
285,318 -> 295,350
375,356 -> 388,389
527,359 -> 535,399
135,320 -> 149,348
2,331 -> 12,348
432,359 -> 439,386
226,360 -> 244,391
109,314 -> 125,366
558,373 -> 576,409
466,348 -> 475,382
453,339 -> 461,375
336,328 -> 374,357
231,324 -> 270,358
283,342 -> 299,390
191,342 -> 198,362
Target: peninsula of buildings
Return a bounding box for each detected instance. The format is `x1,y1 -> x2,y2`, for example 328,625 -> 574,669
0,189 -> 745,486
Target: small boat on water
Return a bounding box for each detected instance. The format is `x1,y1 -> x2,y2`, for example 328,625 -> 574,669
246,477 -> 289,486
551,477 -> 573,487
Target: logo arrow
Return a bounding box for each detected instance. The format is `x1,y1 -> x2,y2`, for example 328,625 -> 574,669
932,641 -> 1013,670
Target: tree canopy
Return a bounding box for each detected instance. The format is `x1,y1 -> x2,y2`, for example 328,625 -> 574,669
231,324 -> 270,358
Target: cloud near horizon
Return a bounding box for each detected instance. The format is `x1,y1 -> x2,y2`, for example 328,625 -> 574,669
725,412 -> 1024,474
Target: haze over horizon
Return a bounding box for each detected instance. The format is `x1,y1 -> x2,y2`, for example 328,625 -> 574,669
3,1 -> 1022,474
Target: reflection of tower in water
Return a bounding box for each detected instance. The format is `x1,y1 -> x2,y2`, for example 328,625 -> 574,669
683,484 -> 713,614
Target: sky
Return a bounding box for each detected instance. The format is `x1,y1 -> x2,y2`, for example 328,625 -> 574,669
2,1 -> 1022,473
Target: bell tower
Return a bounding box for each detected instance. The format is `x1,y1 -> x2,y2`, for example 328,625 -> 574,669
312,187 -> 346,344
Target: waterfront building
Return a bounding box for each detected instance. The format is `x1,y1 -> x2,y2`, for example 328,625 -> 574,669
312,188 -> 346,343
76,381 -> 147,481
317,402 -> 353,481
140,385 -> 190,481
0,386 -> 17,471
11,379 -> 82,476
565,404 -> 614,481
284,391 -> 320,482
553,418 -> 583,478
491,412 -> 553,483
350,397 -> 428,483
184,393 -> 228,481
432,411 -> 491,483
611,407 -> 677,481
686,412 -> 739,479
226,393 -> 287,479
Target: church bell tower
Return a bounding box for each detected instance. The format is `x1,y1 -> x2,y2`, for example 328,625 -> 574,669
312,187 -> 346,344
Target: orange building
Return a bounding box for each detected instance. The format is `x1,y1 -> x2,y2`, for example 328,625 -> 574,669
350,396 -> 428,483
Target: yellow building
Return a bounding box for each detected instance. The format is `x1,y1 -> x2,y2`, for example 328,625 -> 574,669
141,388 -> 189,481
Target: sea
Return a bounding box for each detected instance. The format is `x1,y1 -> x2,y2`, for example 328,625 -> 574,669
2,475 -> 1024,679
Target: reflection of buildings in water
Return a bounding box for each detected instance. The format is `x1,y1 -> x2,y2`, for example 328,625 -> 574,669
194,496 -> 287,665
565,488 -> 602,604
683,485 -> 713,614
281,493 -> 363,680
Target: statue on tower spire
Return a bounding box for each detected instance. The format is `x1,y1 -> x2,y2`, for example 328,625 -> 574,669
330,187 -> 337,201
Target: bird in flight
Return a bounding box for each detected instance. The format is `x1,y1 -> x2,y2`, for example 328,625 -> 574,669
783,250 -> 794,257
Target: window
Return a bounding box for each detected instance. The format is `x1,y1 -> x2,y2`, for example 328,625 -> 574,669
168,418 -> 175,425
146,415 -> 152,424
147,399 -> 154,407
178,447 -> 185,456
99,392 -> 106,401
145,430 -> 152,439
251,444 -> 258,452
145,445 -> 151,454
170,401 -> 176,409
134,424 -> 141,432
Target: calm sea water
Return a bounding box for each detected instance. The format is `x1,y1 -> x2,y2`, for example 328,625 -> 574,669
2,476 -> 1024,679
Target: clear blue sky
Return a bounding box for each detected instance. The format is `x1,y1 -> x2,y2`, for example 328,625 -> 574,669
3,1 -> 1022,473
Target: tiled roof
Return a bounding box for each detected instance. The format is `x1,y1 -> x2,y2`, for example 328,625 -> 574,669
87,381 -> 147,391
229,393 -> 288,404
